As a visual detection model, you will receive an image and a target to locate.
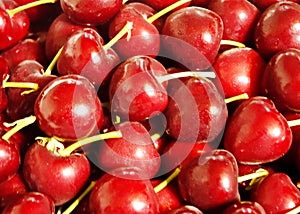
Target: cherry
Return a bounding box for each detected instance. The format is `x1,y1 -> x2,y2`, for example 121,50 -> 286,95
0,138 -> 20,184
0,57 -> 9,113
223,96 -> 293,165
178,149 -> 240,212
168,205 -> 204,213
164,76 -> 227,143
207,0 -> 261,46
6,60 -> 57,121
60,0 -> 122,26
109,55 -> 168,122
89,167 -> 160,213
34,74 -> 104,141
22,141 -> 90,206
190,0 -> 209,7
2,192 -> 55,214
262,48 -> 300,113
142,0 -> 190,11
251,173 -> 300,213
0,0 -> 30,51
222,201 -> 266,214
97,121 -> 161,179
254,1 -> 300,59
251,0 -> 300,11
213,47 -> 266,98
45,13 -> 87,60
162,6 -> 223,70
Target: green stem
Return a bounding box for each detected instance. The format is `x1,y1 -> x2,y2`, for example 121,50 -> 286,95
154,167 -> 181,193
225,93 -> 249,104
288,119 -> 300,128
286,206 -> 300,214
156,71 -> 216,83
59,130 -> 122,156
220,40 -> 246,48
238,168 -> 269,183
44,46 -> 64,76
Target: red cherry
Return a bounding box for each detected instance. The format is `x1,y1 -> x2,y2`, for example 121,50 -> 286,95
251,0 -> 300,11
178,149 -> 240,212
162,6 -> 223,70
2,192 -> 55,214
142,0 -> 190,11
213,47 -> 266,98
262,48 -> 300,112
60,0 -> 122,26
89,167 -> 159,213
34,74 -> 104,141
254,1 -> 300,59
223,96 -> 292,164
251,173 -> 300,213
22,142 -> 90,206
109,55 -> 168,122
223,201 -> 266,214
208,0 -> 260,45
0,138 -> 20,184
168,205 -> 204,214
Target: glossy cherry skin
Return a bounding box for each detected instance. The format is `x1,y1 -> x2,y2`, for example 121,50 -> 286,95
97,121 -> 161,179
262,48 -> 300,112
109,55 -> 168,122
164,76 -> 227,143
223,201 -> 266,214
89,167 -> 159,214
34,74 -> 104,141
254,1 -> 300,59
208,0 -> 260,45
142,0 -> 190,11
108,4 -> 160,59
223,96 -> 292,164
45,13 -> 87,60
2,192 -> 55,214
0,56 -> 9,112
178,149 -> 240,212
0,139 -> 20,184
251,173 -> 300,213
22,142 -> 90,206
213,47 -> 266,98
168,205 -> 204,214
0,173 -> 27,208
251,0 -> 300,11
6,60 -> 57,121
60,0 -> 122,26
0,0 -> 30,51
57,28 -> 119,87
1,38 -> 48,71
162,7 -> 223,70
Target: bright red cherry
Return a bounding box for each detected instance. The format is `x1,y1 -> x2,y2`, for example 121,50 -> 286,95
223,201 -> 266,214
34,74 -> 104,141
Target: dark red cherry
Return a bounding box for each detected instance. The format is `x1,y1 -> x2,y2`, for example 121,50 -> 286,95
6,60 -> 57,121
34,74 -> 104,141
178,149 -> 240,212
223,201 -> 266,214
60,0 -> 122,26
2,192 -> 55,214
164,76 -> 227,143
97,121 -> 161,179
168,205 -> 204,214
251,173 -> 300,213
0,57 -> 9,113
251,0 -> 300,11
0,139 -> 20,184
208,0 -> 260,45
262,48 -> 300,112
89,167 -> 159,213
22,142 -> 90,206
162,6 -> 223,70
0,0 -> 30,51
254,1 -> 300,59
109,55 -> 168,122
57,28 -> 119,88
223,96 -> 292,164
213,47 -> 266,98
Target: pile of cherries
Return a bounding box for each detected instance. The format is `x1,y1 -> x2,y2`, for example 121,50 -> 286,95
1,0 -> 300,213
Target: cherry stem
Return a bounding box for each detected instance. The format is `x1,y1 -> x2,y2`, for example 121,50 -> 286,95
287,119 -> 300,128
122,0 -> 129,4
156,71 -> 216,83
61,181 -> 96,214
220,40 -> 246,48
2,75 -> 39,95
225,93 -> 249,104
6,0 -> 57,17
103,21 -> 133,50
154,167 -> 181,193
286,206 -> 300,214
44,46 -> 64,76
59,130 -> 122,156
237,168 -> 269,183
147,0 -> 191,24
2,115 -> 36,142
